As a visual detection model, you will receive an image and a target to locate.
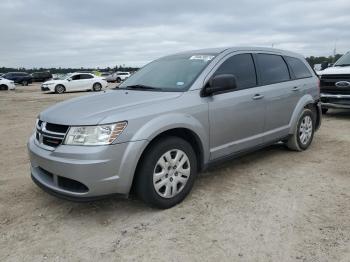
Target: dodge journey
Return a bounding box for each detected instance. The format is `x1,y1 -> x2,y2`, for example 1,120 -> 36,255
28,47 -> 322,209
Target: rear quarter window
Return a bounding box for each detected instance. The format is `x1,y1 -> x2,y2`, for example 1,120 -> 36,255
285,56 -> 313,79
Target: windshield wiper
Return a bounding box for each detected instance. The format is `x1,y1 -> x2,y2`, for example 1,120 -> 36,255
334,64 -> 350,67
122,84 -> 162,91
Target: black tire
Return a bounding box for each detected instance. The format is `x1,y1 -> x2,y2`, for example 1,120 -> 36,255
135,136 -> 197,209
322,108 -> 328,114
22,80 -> 28,86
55,84 -> 65,94
0,84 -> 8,91
93,82 -> 102,91
286,108 -> 315,151
116,78 -> 121,83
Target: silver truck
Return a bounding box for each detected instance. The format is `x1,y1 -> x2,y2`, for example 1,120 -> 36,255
28,47 -> 322,209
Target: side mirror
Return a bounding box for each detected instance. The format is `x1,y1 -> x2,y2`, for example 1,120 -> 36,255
67,78 -> 72,81
201,74 -> 237,97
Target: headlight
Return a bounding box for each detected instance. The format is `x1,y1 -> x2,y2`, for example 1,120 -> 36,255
64,121 -> 127,146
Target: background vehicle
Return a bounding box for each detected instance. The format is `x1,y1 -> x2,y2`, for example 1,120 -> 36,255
41,72 -> 108,94
3,72 -> 32,85
31,71 -> 52,82
28,47 -> 321,209
0,77 -> 16,90
318,51 -> 350,113
115,71 -> 131,83
103,71 -> 131,83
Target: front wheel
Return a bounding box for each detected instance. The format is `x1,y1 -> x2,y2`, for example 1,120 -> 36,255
286,108 -> 315,151
55,84 -> 65,94
116,78 -> 121,83
135,136 -> 197,209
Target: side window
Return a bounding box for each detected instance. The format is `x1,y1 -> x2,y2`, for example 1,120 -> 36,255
257,54 -> 290,85
285,56 -> 312,79
214,53 -> 257,90
80,74 -> 93,79
71,74 -> 81,80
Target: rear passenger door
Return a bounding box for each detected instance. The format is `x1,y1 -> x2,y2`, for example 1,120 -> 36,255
208,53 -> 266,160
255,53 -> 298,141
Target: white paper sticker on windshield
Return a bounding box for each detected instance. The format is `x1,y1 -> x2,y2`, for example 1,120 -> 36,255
190,55 -> 215,61
176,81 -> 184,86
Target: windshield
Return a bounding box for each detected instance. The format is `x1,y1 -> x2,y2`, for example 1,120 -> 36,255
334,52 -> 350,67
119,53 -> 216,91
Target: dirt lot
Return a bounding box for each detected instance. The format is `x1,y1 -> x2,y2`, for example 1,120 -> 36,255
0,83 -> 349,262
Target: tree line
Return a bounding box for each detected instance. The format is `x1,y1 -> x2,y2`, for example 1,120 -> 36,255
0,54 -> 345,74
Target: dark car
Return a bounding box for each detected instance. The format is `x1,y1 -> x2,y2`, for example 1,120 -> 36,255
31,71 -> 52,82
3,72 -> 33,86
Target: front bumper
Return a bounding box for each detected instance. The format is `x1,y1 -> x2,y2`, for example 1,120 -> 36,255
320,93 -> 350,109
27,135 -> 147,199
41,85 -> 51,91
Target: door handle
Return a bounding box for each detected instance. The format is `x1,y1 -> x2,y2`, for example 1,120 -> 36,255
292,86 -> 300,91
252,94 -> 264,100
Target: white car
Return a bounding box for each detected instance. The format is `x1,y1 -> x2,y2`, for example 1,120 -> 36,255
0,77 -> 16,90
41,73 -> 108,94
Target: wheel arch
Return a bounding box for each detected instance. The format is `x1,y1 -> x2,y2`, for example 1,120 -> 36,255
129,126 -> 206,195
288,94 -> 317,134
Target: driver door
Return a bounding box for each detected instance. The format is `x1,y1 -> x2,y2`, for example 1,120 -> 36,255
207,53 -> 266,160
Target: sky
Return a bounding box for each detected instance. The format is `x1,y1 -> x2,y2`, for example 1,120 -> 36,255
1,0 -> 349,68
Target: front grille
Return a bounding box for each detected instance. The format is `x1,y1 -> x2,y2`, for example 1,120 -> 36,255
36,121 -> 69,149
320,74 -> 350,93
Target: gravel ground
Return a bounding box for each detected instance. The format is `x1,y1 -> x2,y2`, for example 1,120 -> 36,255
0,83 -> 349,262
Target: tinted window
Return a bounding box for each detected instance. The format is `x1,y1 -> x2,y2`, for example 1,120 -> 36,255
214,54 -> 257,90
80,74 -> 94,79
71,74 -> 81,80
257,54 -> 290,85
285,56 -> 312,79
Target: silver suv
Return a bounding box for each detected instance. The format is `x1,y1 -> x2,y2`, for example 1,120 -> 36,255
28,47 -> 322,209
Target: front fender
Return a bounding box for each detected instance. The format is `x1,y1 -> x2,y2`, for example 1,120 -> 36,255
288,94 -> 315,134
131,113 -> 210,163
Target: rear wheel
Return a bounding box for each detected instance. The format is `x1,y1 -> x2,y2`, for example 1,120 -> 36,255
0,84 -> 8,91
93,82 -> 102,91
286,108 -> 315,151
22,80 -> 28,86
135,136 -> 197,209
116,77 -> 121,83
55,84 -> 65,94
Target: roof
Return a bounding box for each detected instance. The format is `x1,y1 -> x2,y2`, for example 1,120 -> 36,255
174,46 -> 303,58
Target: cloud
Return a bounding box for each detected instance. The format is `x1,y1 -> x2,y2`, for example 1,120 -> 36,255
0,0 -> 349,67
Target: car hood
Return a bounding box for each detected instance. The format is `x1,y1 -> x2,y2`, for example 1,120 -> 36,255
39,90 -> 183,125
318,66 -> 350,76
